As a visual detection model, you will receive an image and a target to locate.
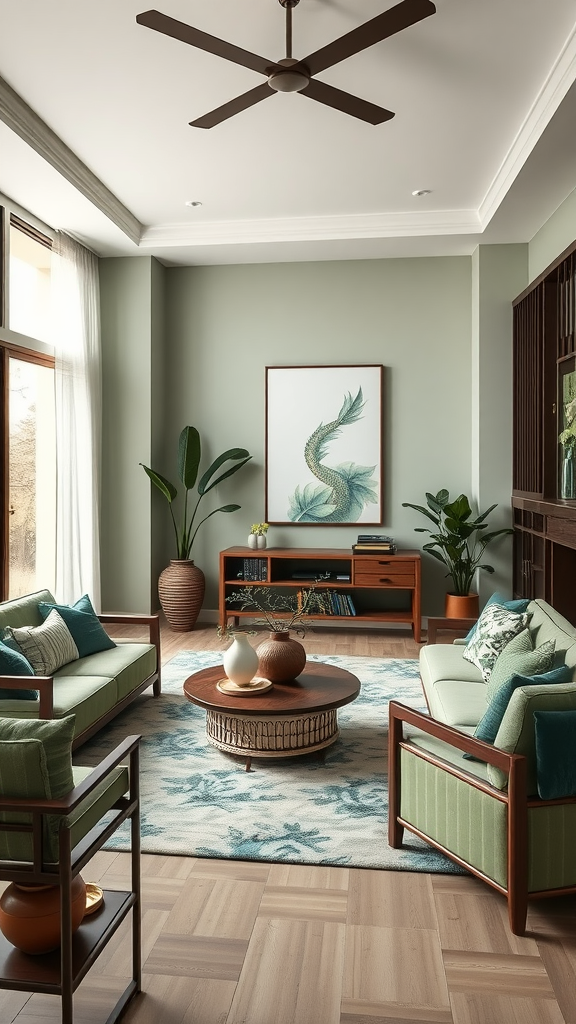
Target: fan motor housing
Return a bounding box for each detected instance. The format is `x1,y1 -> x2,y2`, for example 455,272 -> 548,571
268,57 -> 309,93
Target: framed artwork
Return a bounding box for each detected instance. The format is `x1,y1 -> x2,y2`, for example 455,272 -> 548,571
265,364 -> 384,525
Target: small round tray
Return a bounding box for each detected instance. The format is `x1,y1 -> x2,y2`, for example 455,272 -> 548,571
217,677 -> 272,696
84,883 -> 104,915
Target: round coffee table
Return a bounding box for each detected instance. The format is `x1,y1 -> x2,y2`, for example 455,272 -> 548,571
183,662 -> 360,770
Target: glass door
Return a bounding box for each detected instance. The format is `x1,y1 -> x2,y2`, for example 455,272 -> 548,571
8,355 -> 56,598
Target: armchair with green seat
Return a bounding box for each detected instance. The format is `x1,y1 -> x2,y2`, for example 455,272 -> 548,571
0,715 -> 141,1024
388,597 -> 576,935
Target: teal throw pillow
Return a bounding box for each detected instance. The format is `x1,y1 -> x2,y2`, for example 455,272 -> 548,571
0,716 -> 75,798
0,641 -> 38,700
38,595 -> 116,659
473,665 -> 572,746
486,629 -> 556,701
534,710 -> 576,799
464,594 -> 530,642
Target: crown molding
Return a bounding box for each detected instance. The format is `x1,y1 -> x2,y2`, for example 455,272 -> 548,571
0,74 -> 142,245
479,20 -> 576,228
140,209 -> 482,249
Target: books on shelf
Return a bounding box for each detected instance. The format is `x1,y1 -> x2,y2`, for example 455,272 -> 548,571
242,558 -> 268,581
311,589 -> 356,617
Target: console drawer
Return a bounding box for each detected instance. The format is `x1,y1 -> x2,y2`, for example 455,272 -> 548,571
352,573 -> 414,589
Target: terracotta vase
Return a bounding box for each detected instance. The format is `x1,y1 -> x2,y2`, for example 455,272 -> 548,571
445,592 -> 479,619
0,875 -> 86,955
257,631 -> 306,683
158,559 -> 205,631
223,632 -> 259,685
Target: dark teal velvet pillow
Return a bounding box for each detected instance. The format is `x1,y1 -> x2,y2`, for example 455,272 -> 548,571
0,641 -> 38,700
534,709 -> 576,799
463,664 -> 572,761
464,593 -> 530,642
38,595 -> 116,659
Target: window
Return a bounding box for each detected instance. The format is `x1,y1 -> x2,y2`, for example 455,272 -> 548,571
9,217 -> 52,343
0,205 -> 56,600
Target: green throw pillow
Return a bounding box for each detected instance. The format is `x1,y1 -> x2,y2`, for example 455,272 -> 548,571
0,641 -> 38,700
534,709 -> 576,799
5,609 -> 79,675
472,665 -> 572,747
0,716 -> 75,798
0,739 -> 54,862
487,629 -> 556,701
38,594 -> 116,659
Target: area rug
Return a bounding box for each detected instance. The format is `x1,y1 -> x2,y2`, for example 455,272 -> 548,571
78,653 -> 464,873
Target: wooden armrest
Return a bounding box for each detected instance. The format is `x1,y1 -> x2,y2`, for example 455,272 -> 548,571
388,700 -> 516,773
426,616 -> 477,645
0,676 -> 55,718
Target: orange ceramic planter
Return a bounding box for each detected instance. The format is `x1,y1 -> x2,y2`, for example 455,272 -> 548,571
444,593 -> 479,619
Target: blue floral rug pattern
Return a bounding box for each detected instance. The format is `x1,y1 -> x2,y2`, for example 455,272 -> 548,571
79,652 -> 464,873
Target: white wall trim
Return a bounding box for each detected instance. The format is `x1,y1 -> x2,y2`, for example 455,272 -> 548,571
140,209 -> 482,249
479,20 -> 576,229
0,74 -> 143,245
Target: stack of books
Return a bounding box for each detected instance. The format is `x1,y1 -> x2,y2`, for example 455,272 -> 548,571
352,534 -> 396,554
242,558 -> 268,581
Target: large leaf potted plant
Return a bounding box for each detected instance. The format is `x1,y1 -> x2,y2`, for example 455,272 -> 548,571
402,489 -> 512,618
141,426 -> 252,631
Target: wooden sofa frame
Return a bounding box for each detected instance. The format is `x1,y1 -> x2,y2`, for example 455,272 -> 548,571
388,629 -> 576,935
0,613 -> 161,750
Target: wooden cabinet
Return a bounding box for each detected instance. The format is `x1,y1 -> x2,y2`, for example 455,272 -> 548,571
512,239 -> 576,618
219,547 -> 422,642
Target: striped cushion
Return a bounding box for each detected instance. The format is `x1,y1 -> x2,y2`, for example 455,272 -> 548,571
5,609 -> 79,675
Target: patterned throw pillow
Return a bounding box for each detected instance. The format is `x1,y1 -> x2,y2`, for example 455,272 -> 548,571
4,609 -> 79,676
462,603 -> 528,683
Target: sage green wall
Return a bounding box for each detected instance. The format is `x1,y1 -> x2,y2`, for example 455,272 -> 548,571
529,185 -> 576,282
163,257 -> 472,615
471,244 -> 528,603
100,256 -> 165,613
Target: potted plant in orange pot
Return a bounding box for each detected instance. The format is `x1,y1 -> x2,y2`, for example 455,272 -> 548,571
141,426 -> 252,631
402,489 -> 512,618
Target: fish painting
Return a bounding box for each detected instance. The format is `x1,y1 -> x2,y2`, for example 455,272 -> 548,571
287,389 -> 378,523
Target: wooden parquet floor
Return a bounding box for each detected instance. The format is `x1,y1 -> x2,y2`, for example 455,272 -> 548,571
3,620 -> 576,1024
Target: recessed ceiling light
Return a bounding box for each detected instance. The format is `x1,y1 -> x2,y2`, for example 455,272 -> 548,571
185,200 -> 203,207
412,189 -> 432,197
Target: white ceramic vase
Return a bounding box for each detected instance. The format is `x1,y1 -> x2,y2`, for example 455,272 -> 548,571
256,535 -> 267,549
223,633 -> 259,686
247,534 -> 258,549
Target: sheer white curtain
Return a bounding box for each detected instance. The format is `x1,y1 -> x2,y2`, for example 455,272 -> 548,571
51,232 -> 102,609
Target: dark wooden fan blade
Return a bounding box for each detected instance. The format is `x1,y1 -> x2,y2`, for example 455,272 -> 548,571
299,0 -> 436,77
190,83 -> 274,129
136,10 -> 281,77
301,79 -> 394,124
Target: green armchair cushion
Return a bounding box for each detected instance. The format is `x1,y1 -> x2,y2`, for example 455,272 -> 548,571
38,594 -> 116,659
0,715 -> 75,798
534,709 -> 576,800
471,665 -> 572,747
487,631 -> 556,701
5,609 -> 79,675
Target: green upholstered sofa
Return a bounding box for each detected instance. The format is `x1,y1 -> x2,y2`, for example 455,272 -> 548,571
388,599 -> 576,934
0,590 -> 160,749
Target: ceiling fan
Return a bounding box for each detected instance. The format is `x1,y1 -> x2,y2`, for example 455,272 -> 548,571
136,0 -> 436,128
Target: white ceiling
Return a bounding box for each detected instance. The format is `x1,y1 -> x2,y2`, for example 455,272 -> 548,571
1,0 -> 576,265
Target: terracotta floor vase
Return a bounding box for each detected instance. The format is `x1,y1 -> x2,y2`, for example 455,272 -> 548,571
0,875 -> 86,954
257,631 -> 306,683
158,559 -> 205,631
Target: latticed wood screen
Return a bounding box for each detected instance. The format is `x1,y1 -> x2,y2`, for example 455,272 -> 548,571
558,252 -> 576,359
513,286 -> 543,495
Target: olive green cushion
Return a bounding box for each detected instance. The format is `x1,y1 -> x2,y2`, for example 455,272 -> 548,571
58,643 -> 157,700
0,716 -> 75,797
483,626 -> 553,700
64,764 -> 130,853
488,683 -> 576,792
1,676 -> 119,735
